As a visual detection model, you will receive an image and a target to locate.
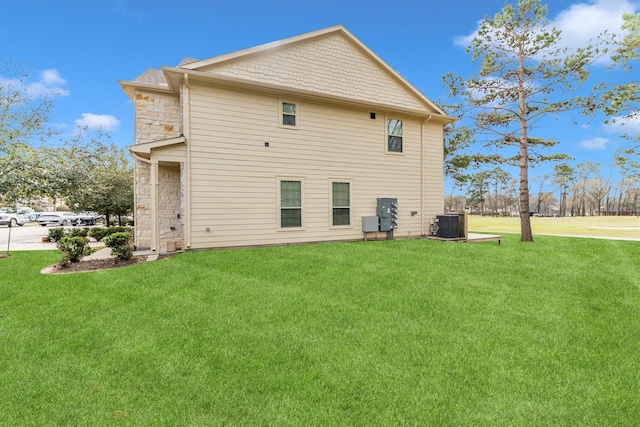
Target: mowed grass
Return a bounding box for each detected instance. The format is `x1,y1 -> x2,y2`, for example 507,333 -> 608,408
1,236 -> 639,426
469,215 -> 640,239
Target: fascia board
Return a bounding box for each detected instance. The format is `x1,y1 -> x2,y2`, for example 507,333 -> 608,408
129,136 -> 186,159
118,80 -> 174,98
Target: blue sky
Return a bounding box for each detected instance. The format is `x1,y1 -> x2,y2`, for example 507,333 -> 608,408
1,0 -> 638,195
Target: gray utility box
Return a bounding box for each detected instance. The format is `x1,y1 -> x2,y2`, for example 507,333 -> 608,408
362,216 -> 379,232
377,197 -> 398,231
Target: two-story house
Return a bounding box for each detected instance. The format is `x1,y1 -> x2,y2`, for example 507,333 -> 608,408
119,25 -> 455,252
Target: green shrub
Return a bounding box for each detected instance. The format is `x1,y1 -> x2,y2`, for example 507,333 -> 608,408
68,227 -> 89,238
88,227 -> 108,241
104,232 -> 134,260
56,236 -> 92,266
90,226 -> 133,242
108,226 -> 134,235
48,227 -> 67,243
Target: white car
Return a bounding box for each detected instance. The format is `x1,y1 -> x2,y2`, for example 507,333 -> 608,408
0,209 -> 29,227
38,212 -> 79,227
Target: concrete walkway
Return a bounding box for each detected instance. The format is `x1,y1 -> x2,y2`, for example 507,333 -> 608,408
1,238 -> 158,260
425,233 -> 503,245
469,230 -> 640,242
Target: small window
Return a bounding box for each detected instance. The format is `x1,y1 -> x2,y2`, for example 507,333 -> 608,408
282,102 -> 297,127
332,182 -> 350,226
387,118 -> 403,153
280,180 -> 302,228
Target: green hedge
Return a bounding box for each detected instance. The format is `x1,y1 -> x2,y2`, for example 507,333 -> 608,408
89,226 -> 133,242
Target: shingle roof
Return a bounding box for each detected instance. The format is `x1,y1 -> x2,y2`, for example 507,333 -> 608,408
177,57 -> 199,66
131,68 -> 167,86
130,57 -> 200,86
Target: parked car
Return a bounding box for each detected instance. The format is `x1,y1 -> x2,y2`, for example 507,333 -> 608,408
76,212 -> 105,225
38,212 -> 79,227
0,208 -> 29,227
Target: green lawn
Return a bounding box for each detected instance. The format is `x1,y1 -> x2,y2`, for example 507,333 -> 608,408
468,215 -> 640,239
1,236 -> 639,426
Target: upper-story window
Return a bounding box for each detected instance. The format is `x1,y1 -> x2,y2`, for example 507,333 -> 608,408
281,101 -> 298,128
387,118 -> 403,153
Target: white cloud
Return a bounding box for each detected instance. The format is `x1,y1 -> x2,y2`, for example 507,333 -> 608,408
603,112 -> 640,134
579,136 -> 612,150
552,0 -> 637,62
0,68 -> 69,98
41,69 -> 67,87
453,28 -> 477,48
454,0 -> 639,63
74,113 -> 120,131
27,69 -> 69,97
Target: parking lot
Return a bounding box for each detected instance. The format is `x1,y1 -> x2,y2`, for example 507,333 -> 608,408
0,223 -> 97,251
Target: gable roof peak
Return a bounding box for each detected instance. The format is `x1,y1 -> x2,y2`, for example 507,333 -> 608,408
177,57 -> 200,67
179,25 -> 349,71
177,25 -> 448,117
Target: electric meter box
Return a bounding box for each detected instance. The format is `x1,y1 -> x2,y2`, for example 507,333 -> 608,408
377,197 -> 398,231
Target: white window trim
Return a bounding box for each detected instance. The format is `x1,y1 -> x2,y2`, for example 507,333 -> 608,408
329,179 -> 353,229
277,176 -> 305,231
385,116 -> 404,155
279,100 -> 299,129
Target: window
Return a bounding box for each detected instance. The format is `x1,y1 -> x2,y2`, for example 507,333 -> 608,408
281,102 -> 297,127
332,182 -> 350,226
280,180 -> 302,228
387,118 -> 403,153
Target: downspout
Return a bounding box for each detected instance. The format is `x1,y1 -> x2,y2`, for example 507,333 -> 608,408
183,73 -> 191,249
421,115 -> 433,237
151,162 -> 158,252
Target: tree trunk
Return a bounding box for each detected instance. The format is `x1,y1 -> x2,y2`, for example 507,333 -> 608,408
517,46 -> 533,242
616,179 -> 626,215
519,139 -> 533,241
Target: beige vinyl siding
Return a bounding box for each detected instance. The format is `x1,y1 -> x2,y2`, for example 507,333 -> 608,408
187,82 -> 438,248
422,123 -> 444,219
152,144 -> 186,162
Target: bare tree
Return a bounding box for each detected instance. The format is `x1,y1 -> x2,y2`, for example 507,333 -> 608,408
585,177 -> 611,215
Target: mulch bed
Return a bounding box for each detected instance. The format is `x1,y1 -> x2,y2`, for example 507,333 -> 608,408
41,256 -> 148,275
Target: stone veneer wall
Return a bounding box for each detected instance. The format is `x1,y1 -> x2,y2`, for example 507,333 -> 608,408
134,161 -> 152,247
135,91 -> 182,144
133,89 -> 182,249
158,164 -> 183,252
